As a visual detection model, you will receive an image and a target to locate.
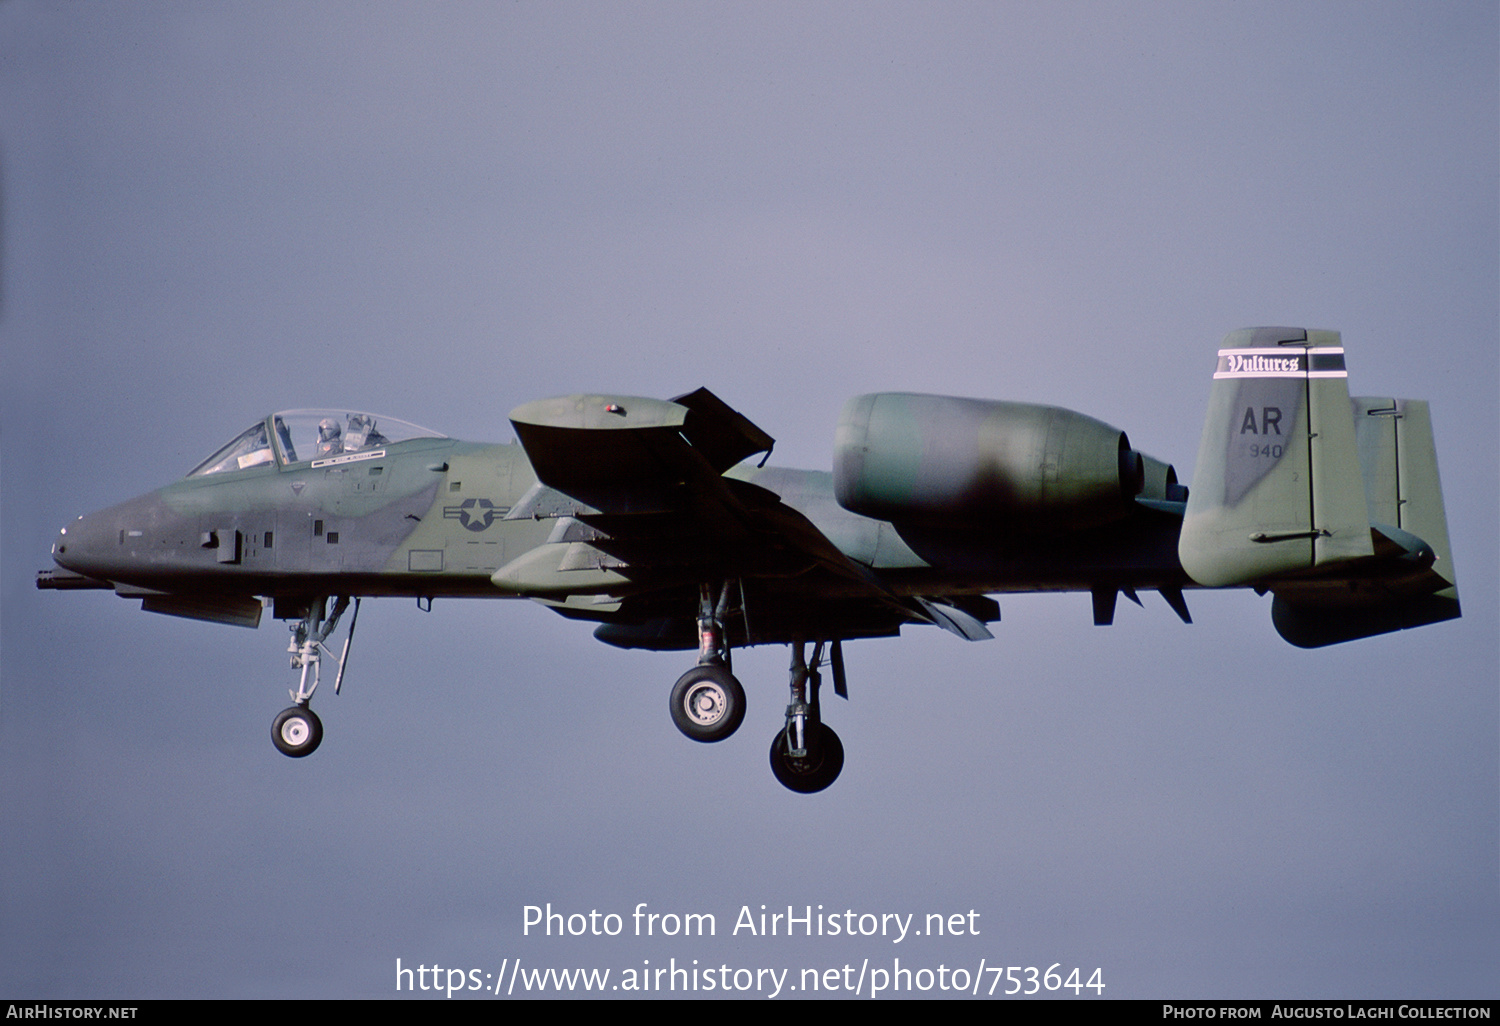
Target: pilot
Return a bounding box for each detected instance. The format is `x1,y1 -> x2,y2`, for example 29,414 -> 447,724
315,417 -> 343,458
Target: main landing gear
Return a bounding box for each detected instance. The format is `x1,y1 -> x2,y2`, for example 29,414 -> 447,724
271,595 -> 360,758
665,583 -> 846,793
768,639 -> 844,794
668,584 -> 746,743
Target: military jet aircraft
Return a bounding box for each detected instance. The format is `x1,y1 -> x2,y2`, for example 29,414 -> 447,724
38,328 -> 1459,792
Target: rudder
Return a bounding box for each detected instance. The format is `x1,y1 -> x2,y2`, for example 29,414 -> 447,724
1270,395 -> 1459,647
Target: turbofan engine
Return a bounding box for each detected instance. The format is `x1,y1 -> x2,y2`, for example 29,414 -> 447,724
833,393 -> 1147,531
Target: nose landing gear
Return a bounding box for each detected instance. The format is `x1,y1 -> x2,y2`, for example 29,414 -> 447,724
270,595 -> 360,758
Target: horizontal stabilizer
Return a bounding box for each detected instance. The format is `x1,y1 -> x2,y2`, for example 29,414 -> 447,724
1350,397 -> 1457,592
1271,592 -> 1460,648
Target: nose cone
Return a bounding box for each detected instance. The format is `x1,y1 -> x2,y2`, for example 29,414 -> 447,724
52,491 -> 175,583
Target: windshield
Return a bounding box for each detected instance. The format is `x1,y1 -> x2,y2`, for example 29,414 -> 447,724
188,411 -> 446,477
187,422 -> 275,477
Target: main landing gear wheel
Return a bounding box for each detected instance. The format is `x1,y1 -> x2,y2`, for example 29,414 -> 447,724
769,722 -> 844,794
669,665 -> 746,743
272,705 -> 323,758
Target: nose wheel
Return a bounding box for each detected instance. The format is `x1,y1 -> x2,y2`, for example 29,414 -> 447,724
272,705 -> 323,757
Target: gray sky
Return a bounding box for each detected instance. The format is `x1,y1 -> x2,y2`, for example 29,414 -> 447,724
2,1 -> 1495,999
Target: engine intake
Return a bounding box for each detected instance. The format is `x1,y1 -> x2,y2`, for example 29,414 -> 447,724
834,393 -> 1145,531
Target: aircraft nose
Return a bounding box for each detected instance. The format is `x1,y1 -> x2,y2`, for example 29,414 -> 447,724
51,492 -> 172,581
53,511 -> 114,576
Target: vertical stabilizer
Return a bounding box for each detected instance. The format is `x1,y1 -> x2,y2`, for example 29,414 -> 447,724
1352,396 -> 1458,596
1180,328 -> 1373,588
1271,392 -> 1462,647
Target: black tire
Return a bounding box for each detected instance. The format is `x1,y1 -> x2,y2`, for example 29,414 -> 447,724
769,722 -> 844,793
272,705 -> 323,758
668,665 -> 746,743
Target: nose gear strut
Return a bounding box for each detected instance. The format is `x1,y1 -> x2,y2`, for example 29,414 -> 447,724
271,595 -> 360,757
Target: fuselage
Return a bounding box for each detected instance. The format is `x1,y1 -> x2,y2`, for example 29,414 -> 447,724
48,411 -> 1191,608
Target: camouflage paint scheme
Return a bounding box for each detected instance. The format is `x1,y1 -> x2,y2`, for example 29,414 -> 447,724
39,329 -> 1460,789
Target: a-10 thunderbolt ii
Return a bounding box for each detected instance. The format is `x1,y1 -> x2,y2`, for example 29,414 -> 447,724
38,328 -> 1460,792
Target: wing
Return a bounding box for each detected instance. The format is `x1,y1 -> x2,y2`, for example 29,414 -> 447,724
500,389 -> 981,646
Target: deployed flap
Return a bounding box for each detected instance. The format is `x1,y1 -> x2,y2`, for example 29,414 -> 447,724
1180,328 -> 1372,587
670,387 -> 776,472
911,597 -> 995,641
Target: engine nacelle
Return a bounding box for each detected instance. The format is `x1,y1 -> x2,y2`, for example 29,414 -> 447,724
833,393 -> 1145,531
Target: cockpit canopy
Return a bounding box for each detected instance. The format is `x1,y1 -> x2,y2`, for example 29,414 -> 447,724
187,410 -> 447,477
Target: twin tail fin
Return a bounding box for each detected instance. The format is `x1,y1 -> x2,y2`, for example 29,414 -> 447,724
1180,328 -> 1458,646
